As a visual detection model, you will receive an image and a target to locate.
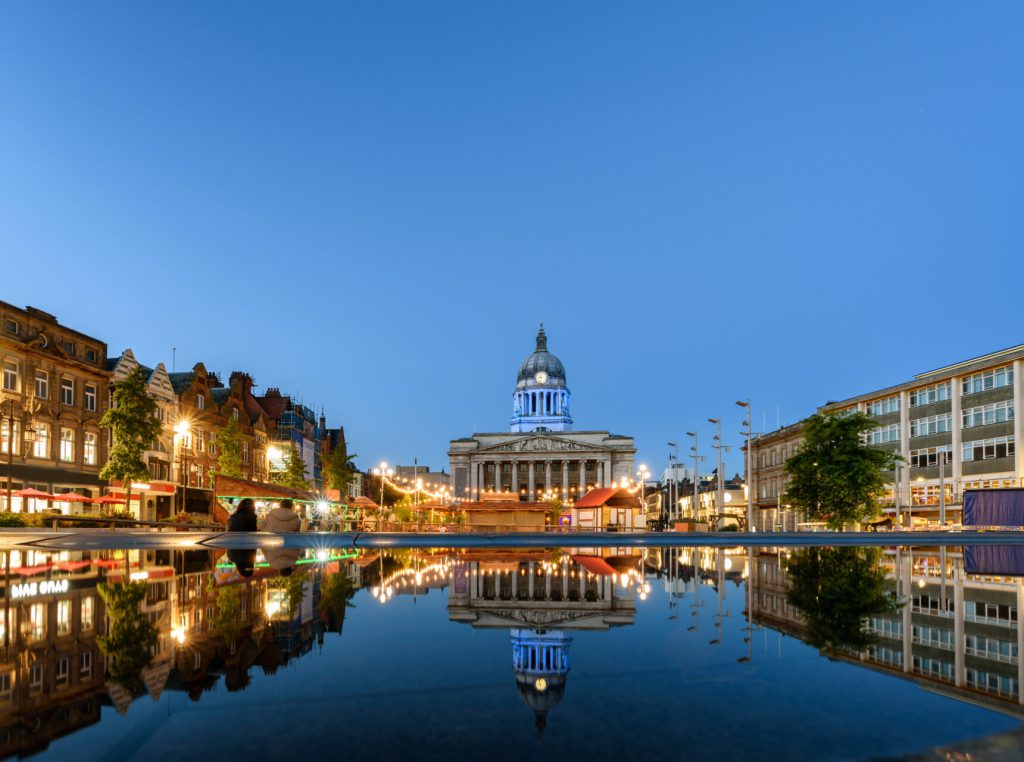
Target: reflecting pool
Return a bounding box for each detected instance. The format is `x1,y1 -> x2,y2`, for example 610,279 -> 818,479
1,543 -> 1024,760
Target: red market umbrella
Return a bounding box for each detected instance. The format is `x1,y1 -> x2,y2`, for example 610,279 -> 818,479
94,495 -> 127,505
11,488 -> 54,500
52,492 -> 94,503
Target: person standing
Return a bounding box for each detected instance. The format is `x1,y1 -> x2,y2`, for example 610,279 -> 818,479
264,498 -> 301,532
228,498 -> 258,532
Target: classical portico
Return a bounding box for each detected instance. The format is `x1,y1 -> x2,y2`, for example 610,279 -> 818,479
450,431 -> 636,501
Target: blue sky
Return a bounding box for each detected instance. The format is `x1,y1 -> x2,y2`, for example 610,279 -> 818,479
1,2 -> 1021,476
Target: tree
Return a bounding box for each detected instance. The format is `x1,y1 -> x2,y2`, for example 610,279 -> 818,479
100,367 -> 162,517
271,444 -> 310,490
98,581 -> 159,692
211,582 -> 243,646
322,443 -> 357,495
784,412 -> 901,529
212,416 -> 244,479
785,547 -> 901,656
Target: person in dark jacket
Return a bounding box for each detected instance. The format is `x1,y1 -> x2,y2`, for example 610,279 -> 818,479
228,498 -> 258,532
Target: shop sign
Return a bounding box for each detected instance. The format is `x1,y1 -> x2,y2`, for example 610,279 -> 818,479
11,579 -> 70,600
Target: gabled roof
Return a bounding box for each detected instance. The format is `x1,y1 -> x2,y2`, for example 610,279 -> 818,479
575,488 -> 640,509
168,372 -> 195,394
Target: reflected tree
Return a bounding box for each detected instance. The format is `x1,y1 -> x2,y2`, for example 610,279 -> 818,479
211,581 -> 243,646
785,547 -> 900,656
98,581 -> 159,693
320,571 -> 356,631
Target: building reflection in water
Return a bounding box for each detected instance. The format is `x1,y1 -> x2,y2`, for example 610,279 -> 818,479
750,545 -> 1024,715
447,549 -> 641,734
0,545 -> 361,758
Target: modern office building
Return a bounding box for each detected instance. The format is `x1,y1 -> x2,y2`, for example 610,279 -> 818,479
749,343 -> 1024,527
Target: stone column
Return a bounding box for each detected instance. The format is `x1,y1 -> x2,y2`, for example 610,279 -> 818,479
561,462 -> 569,499
953,564 -> 964,687
469,457 -> 477,497
528,562 -> 535,598
545,462 -> 552,493
605,457 -> 614,487
899,390 -> 911,523
579,459 -> 587,493
1018,582 -> 1024,704
528,462 -> 535,501
494,461 -> 502,492
951,377 -> 963,496
1015,359 -> 1024,485
902,552 -> 913,674
511,460 -> 519,495
597,462 -> 604,488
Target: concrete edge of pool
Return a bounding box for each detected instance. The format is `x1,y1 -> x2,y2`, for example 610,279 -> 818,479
3,528 -> 1024,550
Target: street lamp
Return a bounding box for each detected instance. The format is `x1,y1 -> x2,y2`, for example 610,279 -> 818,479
372,462 -> 394,530
708,418 -> 729,529
667,442 -> 679,524
686,432 -> 705,523
736,400 -> 752,533
636,464 -> 651,521
174,420 -> 191,514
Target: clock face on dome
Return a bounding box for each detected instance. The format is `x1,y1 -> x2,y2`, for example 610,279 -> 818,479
534,371 -> 548,385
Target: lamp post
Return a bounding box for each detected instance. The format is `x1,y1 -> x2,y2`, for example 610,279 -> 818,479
708,418 -> 729,529
736,400 -> 752,532
372,461 -> 394,530
636,464 -> 650,527
686,431 -> 705,523
174,421 -> 191,515
667,442 -> 679,524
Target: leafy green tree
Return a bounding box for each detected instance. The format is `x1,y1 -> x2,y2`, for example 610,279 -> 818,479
322,444 -> 357,495
271,444 -> 310,490
210,581 -> 243,646
212,416 -> 244,479
784,412 -> 901,529
100,367 -> 162,516
785,547 -> 901,656
320,570 -> 356,630
98,581 -> 159,692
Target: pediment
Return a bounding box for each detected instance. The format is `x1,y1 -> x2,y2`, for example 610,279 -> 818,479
478,435 -> 605,454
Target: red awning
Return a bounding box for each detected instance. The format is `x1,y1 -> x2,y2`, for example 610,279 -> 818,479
12,488 -> 54,500
55,560 -> 93,572
52,492 -> 94,503
572,555 -> 618,576
12,564 -> 52,576
575,488 -> 620,508
94,495 -> 127,505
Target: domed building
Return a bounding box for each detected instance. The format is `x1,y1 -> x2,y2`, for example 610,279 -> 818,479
512,324 -> 572,433
511,629 -> 571,737
449,324 -> 636,503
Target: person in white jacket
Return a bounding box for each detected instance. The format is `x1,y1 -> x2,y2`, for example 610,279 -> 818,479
264,499 -> 301,532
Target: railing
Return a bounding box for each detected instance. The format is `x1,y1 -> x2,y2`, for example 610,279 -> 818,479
41,514 -> 225,531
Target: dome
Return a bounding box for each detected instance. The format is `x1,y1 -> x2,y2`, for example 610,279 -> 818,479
516,324 -> 567,389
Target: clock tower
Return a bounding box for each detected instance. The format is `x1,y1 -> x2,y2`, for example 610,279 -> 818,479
511,324 -> 573,433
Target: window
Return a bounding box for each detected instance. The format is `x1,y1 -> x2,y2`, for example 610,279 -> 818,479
81,596 -> 94,631
242,442 -> 249,463
196,394 -> 205,410
60,428 -> 75,462
866,395 -> 900,416
0,672 -> 12,702
909,445 -> 952,468
196,429 -> 204,452
29,663 -> 43,692
963,401 -> 1014,429
962,435 -> 1015,462
55,657 -> 69,686
85,348 -> 97,363
866,424 -> 900,445
910,382 -> 951,407
2,361 -> 18,391
912,624 -> 953,649
84,384 -> 96,412
60,378 -> 74,406
63,341 -> 75,356
83,432 -> 97,466
232,408 -> 239,421
910,413 -> 952,438
57,599 -> 71,635
207,431 -> 215,455
1,420 -> 19,455
32,424 -> 48,458
80,652 -> 93,678
965,635 -> 1018,663
966,600 -> 1018,625
4,319 -> 17,335
29,603 -> 46,641
962,367 -> 1014,396
34,370 -> 48,399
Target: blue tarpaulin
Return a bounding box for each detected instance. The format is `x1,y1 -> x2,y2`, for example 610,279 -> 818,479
964,545 -> 1024,576
962,489 -> 1024,526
